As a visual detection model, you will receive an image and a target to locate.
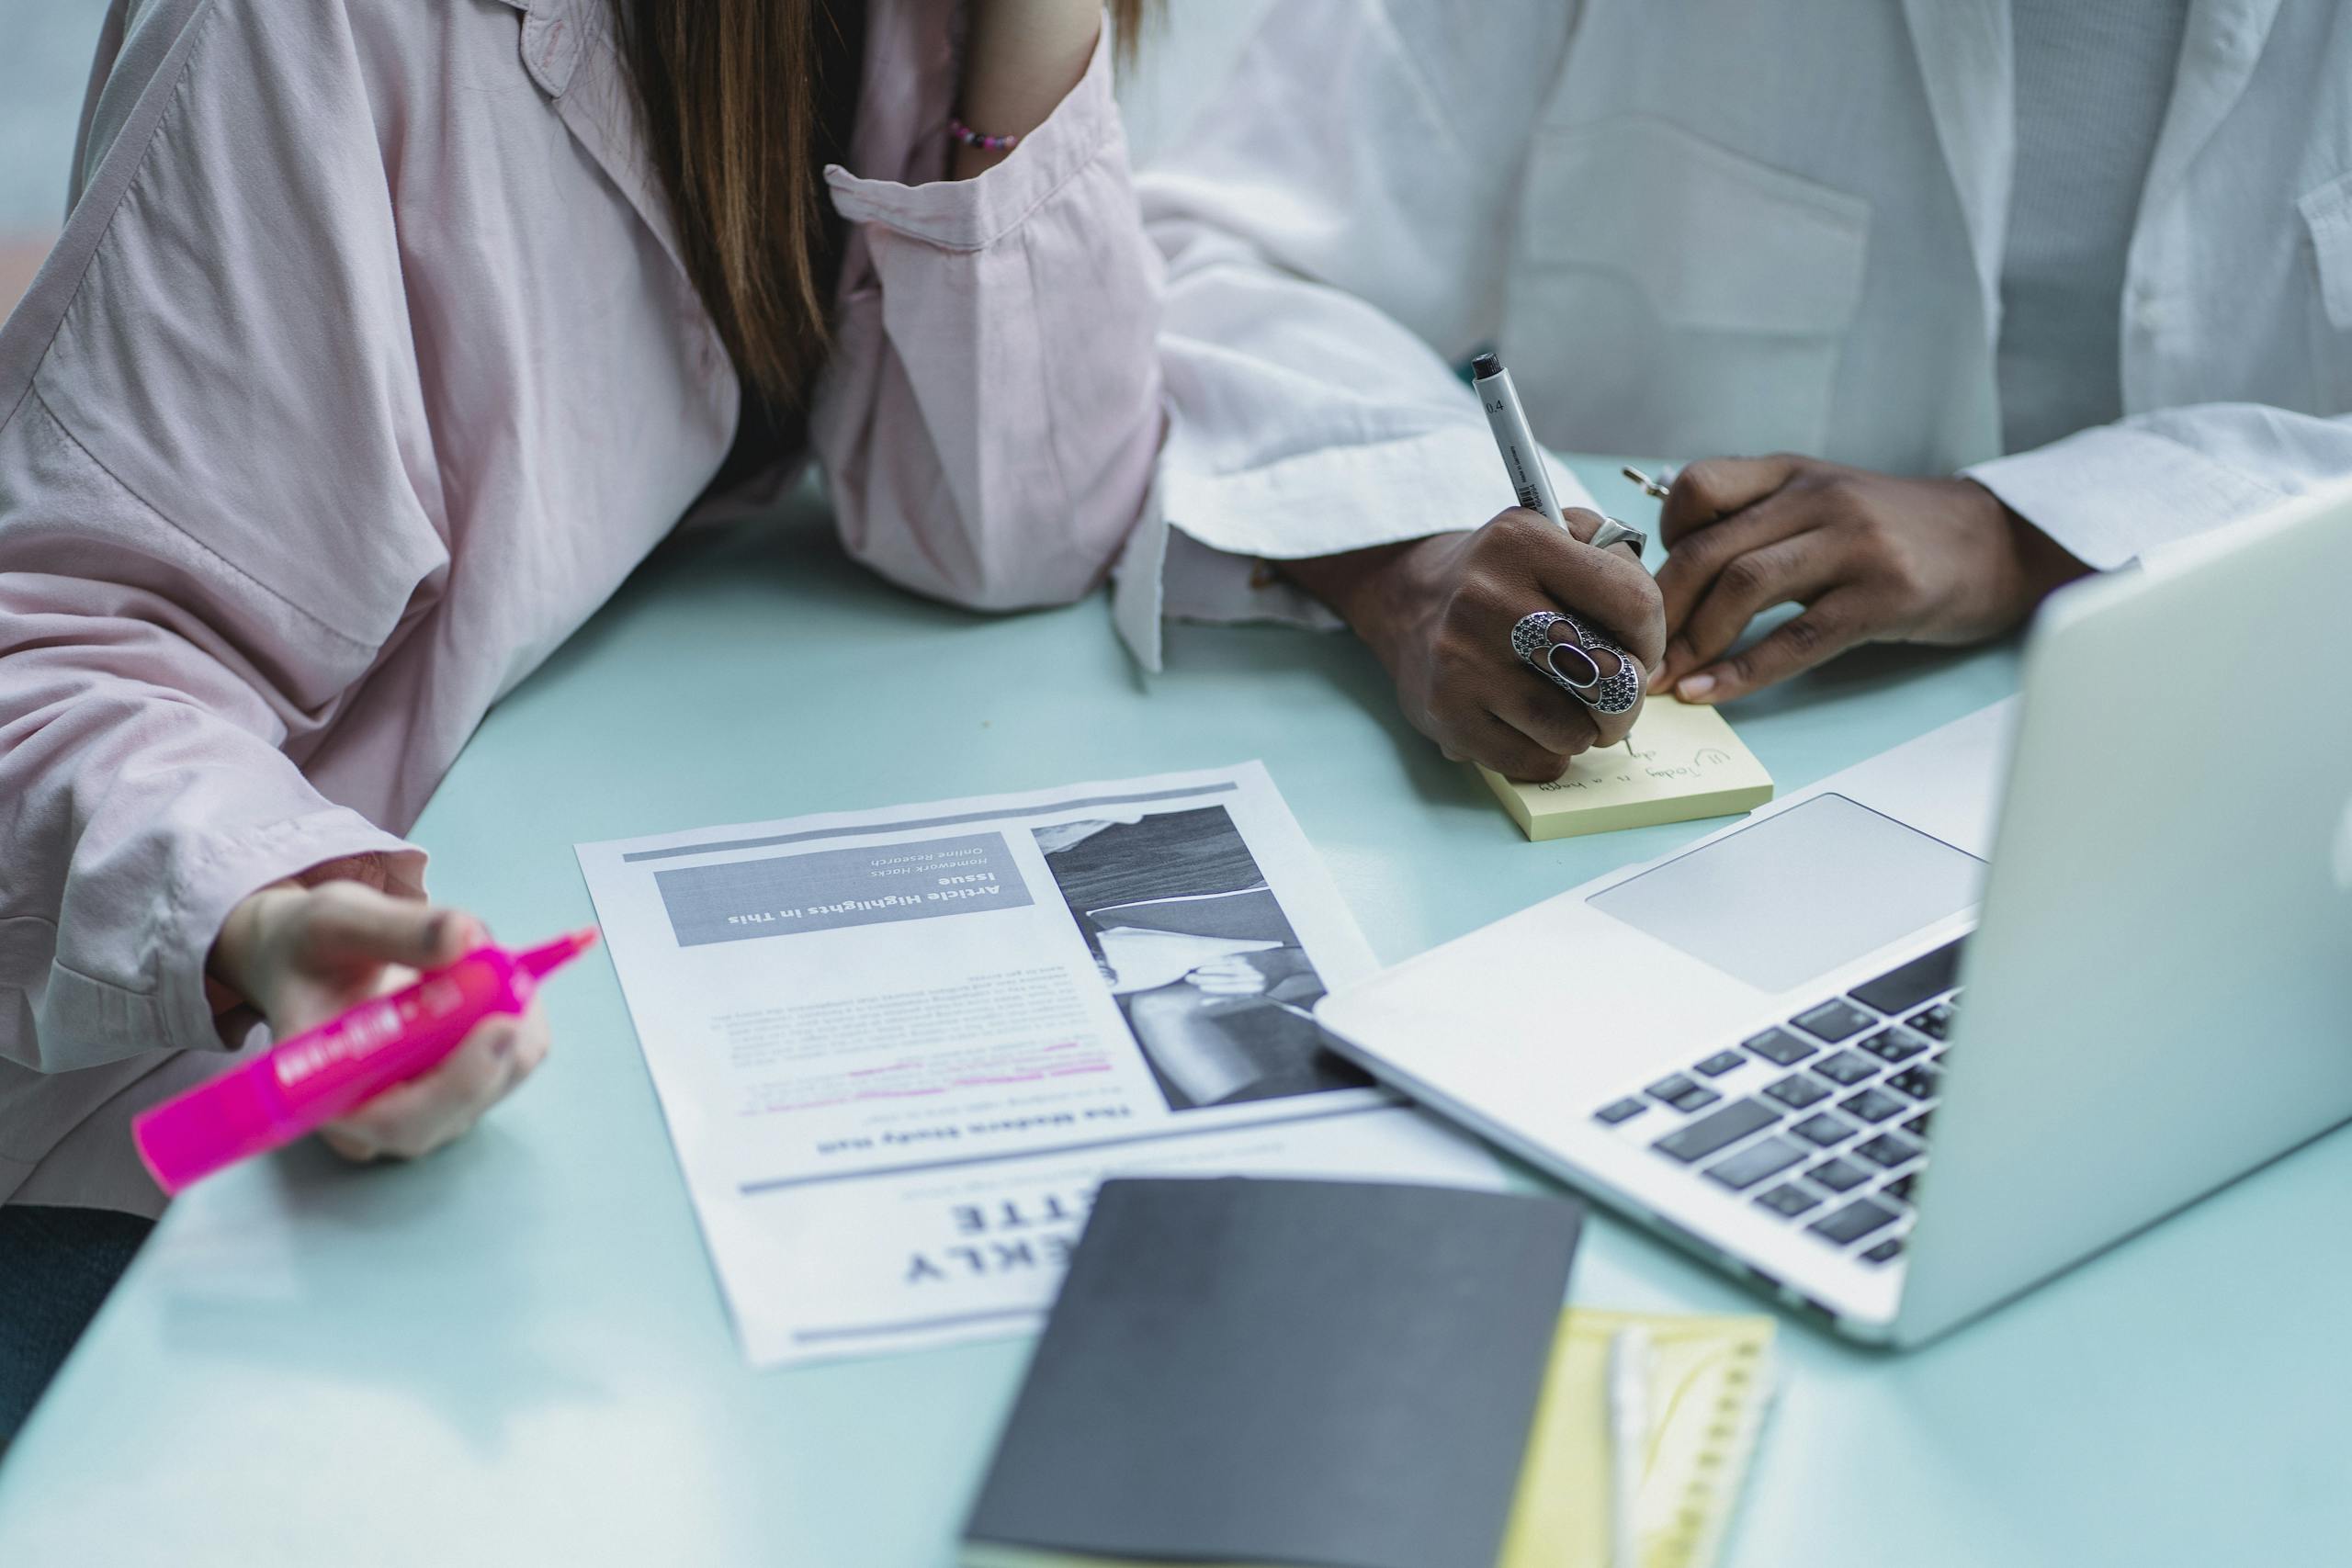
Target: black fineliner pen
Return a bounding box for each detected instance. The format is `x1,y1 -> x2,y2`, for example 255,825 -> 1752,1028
1470,352 -> 1647,557
1471,350 -> 1649,740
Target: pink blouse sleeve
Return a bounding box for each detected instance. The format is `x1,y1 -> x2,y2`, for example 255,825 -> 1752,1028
0,1 -> 432,1075
814,26 -> 1164,612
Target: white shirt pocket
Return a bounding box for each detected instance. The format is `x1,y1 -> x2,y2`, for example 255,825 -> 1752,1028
1503,116 -> 1871,458
2299,169 -> 2352,413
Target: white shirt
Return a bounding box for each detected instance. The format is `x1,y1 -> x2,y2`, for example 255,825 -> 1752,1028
1120,0 -> 2352,664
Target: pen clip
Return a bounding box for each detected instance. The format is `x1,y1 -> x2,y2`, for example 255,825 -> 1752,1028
1622,465 -> 1674,502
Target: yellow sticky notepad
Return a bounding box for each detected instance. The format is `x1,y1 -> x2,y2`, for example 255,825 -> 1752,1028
1498,1310 -> 1778,1568
1480,698 -> 1773,840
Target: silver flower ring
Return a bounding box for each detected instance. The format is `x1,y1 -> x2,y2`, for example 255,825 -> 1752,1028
1510,610 -> 1644,716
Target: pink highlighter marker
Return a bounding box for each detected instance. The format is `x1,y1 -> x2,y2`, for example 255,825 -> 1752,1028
132,927 -> 599,1195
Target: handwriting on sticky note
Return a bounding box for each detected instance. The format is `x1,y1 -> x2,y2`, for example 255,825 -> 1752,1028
1477,697 -> 1774,840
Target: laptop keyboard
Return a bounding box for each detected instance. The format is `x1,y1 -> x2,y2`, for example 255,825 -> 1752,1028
1593,940 -> 1963,1267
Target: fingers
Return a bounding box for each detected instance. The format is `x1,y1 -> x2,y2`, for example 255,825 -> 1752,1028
1523,619 -> 1649,748
1654,489 -> 1816,640
1488,671 -> 1602,761
1394,509 -> 1664,780
1475,511 -> 1657,763
508,1000 -> 552,1079
1657,455 -> 1804,547
322,1018 -> 509,1162
1673,588 -> 1872,705
1518,511 -> 1667,673
321,1009 -> 539,1163
1660,526 -> 1845,688
1460,708 -> 1581,783
299,883 -> 483,976
1558,504 -> 1643,563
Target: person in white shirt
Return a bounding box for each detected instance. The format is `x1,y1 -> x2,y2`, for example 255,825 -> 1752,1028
1117,0 -> 2350,775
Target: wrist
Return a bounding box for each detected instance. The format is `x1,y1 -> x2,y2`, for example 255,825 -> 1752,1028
1276,536 -> 1451,672
206,881 -> 301,1000
1960,479 -> 2090,617
2006,511 -> 2092,606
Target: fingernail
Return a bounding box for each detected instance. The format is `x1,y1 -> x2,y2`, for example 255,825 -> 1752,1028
1677,672 -> 1716,700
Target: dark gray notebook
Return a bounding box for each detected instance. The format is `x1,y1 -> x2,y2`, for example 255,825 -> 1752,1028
963,1176 -> 1584,1568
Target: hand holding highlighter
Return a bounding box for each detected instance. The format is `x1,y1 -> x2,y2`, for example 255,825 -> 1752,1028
133,928 -> 598,1194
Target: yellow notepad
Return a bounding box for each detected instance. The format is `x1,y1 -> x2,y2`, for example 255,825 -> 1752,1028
1479,698 -> 1773,840
1498,1310 -> 1777,1568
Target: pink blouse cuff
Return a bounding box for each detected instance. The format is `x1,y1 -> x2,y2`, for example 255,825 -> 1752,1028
160,807 -> 424,1055
824,22 -> 1122,252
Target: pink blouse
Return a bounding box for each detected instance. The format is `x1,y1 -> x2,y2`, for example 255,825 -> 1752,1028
0,0 -> 1163,1212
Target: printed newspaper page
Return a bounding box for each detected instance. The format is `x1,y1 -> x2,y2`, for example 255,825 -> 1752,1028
577,763 -> 1502,1367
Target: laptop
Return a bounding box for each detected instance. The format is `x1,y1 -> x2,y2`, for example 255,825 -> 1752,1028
1316,484 -> 2352,1346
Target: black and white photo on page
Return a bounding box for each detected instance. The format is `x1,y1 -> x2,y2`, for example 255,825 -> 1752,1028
578,764 -> 1505,1368
1033,806 -> 1374,1111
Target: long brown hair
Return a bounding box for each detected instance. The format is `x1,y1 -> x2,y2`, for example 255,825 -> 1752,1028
616,2 -> 1151,407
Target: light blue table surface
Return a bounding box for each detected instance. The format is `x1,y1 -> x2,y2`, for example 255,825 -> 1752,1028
3,462 -> 2345,1566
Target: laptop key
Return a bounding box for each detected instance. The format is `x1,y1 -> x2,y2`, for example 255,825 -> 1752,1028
1595,1097 -> 1649,1125
1695,1050 -> 1747,1077
1839,1088 -> 1906,1123
1807,1156 -> 1869,1193
1860,1237 -> 1905,1265
1854,1133 -> 1920,1168
1704,1134 -> 1807,1191
1756,1183 -> 1821,1217
1791,998 -> 1874,1042
1762,1074 -> 1832,1111
1907,1003 -> 1955,1041
1859,1029 -> 1928,1065
1808,1198 -> 1899,1246
1742,1027 -> 1817,1066
1814,1052 -> 1877,1087
1652,1099 -> 1781,1164
1645,1074 -> 1720,1113
1849,940 -> 1964,1016
1888,1064 -> 1939,1100
1791,1112 -> 1854,1147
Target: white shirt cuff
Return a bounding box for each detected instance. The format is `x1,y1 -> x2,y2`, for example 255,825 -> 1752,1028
1963,422 -> 2288,571
1114,430 -> 1598,671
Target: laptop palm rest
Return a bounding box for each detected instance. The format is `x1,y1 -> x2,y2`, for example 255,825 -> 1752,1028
1587,794 -> 1985,993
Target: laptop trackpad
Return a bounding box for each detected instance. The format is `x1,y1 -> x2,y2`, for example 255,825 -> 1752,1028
1588,794 -> 1984,994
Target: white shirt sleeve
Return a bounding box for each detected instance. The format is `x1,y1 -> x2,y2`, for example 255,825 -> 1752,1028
1962,402 -> 2352,571
1114,0 -> 1584,669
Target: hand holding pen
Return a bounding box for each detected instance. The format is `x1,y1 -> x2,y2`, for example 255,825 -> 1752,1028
1471,352 -> 1657,723
1262,351 -> 1666,784
205,881 -> 556,1166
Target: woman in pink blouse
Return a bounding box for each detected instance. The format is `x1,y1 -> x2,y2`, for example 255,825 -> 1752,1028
0,0 -> 1161,1427
0,0 -> 1668,1429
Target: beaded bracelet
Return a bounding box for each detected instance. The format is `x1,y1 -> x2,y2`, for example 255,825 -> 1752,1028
948,116 -> 1021,153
